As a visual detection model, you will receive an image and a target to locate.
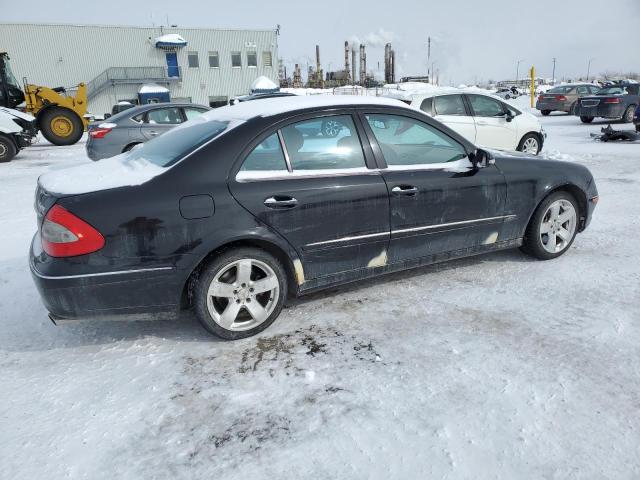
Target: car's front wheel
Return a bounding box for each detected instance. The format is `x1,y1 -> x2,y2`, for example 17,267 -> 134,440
521,191 -> 579,260
193,247 -> 288,339
517,133 -> 541,155
541,110 -> 551,116
580,116 -> 594,124
0,135 -> 17,163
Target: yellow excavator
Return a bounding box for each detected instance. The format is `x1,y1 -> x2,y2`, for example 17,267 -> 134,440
0,52 -> 88,145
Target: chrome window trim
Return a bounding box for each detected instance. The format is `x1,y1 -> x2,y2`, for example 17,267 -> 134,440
235,167 -> 378,182
31,266 -> 174,280
277,129 -> 293,173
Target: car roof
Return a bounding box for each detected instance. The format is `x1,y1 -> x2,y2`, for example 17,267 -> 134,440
199,95 -> 410,123
104,103 -> 209,123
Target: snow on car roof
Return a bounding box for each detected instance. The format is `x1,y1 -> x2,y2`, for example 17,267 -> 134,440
199,95 -> 410,123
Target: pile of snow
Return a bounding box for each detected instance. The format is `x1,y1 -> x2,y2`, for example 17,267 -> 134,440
154,33 -> 187,47
138,83 -> 169,94
251,76 -> 279,93
38,154 -> 165,196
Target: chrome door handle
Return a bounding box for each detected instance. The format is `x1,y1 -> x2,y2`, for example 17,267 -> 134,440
148,131 -> 160,136
476,121 -> 488,125
392,186 -> 418,196
264,196 -> 298,208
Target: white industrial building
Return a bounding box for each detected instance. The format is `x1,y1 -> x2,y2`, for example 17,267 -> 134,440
0,22 -> 279,115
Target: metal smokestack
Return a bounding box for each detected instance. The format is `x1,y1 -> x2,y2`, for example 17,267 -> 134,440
359,44 -> 366,86
344,41 -> 350,83
384,43 -> 391,83
315,44 -> 324,88
351,47 -> 356,86
390,48 -> 396,84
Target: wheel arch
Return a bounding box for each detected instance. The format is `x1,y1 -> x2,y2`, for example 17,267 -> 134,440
179,237 -> 300,309
122,141 -> 142,153
523,184 -> 589,237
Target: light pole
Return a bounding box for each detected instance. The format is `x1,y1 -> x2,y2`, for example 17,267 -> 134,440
516,59 -> 523,85
586,58 -> 595,82
552,57 -> 556,85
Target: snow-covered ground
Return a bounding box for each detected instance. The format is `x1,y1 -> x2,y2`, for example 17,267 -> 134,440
1,99 -> 639,479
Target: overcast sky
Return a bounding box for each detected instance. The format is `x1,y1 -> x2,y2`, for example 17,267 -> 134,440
2,0 -> 638,84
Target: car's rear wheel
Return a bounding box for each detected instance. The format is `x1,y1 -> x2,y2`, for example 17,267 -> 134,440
622,105 -> 636,123
521,191 -> 579,260
193,247 -> 288,339
517,133 -> 541,155
580,116 -> 594,124
0,135 -> 17,163
123,142 -> 141,153
541,110 -> 551,116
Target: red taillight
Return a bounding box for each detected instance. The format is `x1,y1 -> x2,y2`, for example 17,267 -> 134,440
41,205 -> 105,257
88,122 -> 116,139
555,95 -> 567,101
538,95 -> 544,101
88,128 -> 112,139
604,98 -> 621,104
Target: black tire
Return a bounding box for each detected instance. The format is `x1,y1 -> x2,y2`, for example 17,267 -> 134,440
541,110 -> 551,116
0,134 -> 17,163
517,133 -> 541,155
568,102 -> 577,115
38,107 -> 84,146
622,105 -> 636,123
193,247 -> 288,340
521,191 -> 579,260
636,124 -> 640,133
321,119 -> 342,137
580,116 -> 594,124
505,94 -> 511,100
122,142 -> 141,153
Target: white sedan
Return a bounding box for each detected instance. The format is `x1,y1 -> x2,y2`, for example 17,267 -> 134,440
403,92 -> 545,155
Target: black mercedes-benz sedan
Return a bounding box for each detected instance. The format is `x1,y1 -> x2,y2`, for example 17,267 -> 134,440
30,96 -> 599,339
574,83 -> 639,124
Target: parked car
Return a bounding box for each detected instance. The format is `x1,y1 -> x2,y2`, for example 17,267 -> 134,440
494,87 -> 520,99
633,104 -> 640,132
574,83 -> 639,124
536,84 -> 600,115
0,106 -> 37,162
31,96 -> 598,340
403,91 -> 545,154
86,102 -> 210,160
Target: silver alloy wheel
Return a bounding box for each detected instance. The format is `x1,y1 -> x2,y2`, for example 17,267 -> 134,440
624,106 -> 635,123
206,258 -> 279,331
522,137 -> 539,154
323,120 -> 342,137
540,199 -> 577,254
0,143 -> 7,158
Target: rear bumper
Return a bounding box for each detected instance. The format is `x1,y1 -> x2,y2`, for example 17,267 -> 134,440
29,235 -> 184,321
575,104 -> 626,119
85,139 -> 121,161
536,100 -> 569,112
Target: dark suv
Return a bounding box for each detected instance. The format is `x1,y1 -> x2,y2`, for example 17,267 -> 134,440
574,83 -> 639,124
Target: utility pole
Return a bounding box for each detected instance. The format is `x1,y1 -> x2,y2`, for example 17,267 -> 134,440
586,58 -> 595,82
552,57 -> 556,85
427,36 -> 431,83
516,59 -> 523,84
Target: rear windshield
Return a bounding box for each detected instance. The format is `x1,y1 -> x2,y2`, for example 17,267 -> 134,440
128,119 -> 229,167
547,86 -> 573,93
596,87 -> 625,95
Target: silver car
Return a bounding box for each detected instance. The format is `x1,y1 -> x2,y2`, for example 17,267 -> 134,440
86,103 -> 210,160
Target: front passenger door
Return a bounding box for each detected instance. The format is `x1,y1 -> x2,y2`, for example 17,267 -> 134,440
363,113 -> 507,263
467,94 -> 518,150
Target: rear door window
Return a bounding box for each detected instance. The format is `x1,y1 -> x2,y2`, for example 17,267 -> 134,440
239,133 -> 288,174
433,95 -> 467,116
146,107 -> 184,124
420,97 -> 433,115
280,115 -> 366,171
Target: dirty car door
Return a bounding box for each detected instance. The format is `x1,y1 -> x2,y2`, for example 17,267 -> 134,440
363,112 -> 507,263
229,114 -> 390,280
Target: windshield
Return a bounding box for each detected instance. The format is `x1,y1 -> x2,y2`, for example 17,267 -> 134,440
0,57 -> 21,90
596,87 -> 625,95
128,119 -> 230,167
547,86 -> 573,94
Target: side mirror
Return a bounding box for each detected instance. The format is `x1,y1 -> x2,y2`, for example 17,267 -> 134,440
469,148 -> 495,168
505,110 -> 514,122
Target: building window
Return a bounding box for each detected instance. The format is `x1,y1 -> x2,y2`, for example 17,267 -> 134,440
231,52 -> 242,68
247,50 -> 257,68
262,51 -> 273,67
208,51 -> 219,68
187,52 -> 199,68
209,96 -> 228,108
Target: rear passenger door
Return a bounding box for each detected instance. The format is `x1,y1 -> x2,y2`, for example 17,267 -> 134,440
467,94 -> 518,150
432,94 -> 477,144
141,106 -> 184,140
229,113 -> 390,281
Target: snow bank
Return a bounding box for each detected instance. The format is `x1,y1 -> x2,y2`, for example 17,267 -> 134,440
38,154 -> 165,196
